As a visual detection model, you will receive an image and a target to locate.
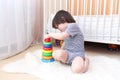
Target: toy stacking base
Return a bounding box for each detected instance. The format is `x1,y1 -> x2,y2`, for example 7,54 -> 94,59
41,58 -> 55,63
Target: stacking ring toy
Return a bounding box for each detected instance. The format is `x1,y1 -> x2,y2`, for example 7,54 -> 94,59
44,38 -> 51,42
43,47 -> 52,50
42,56 -> 53,60
42,52 -> 52,55
42,53 -> 52,56
41,37 -> 54,63
42,50 -> 52,53
41,58 -> 55,63
43,42 -> 52,45
43,45 -> 52,48
43,42 -> 52,46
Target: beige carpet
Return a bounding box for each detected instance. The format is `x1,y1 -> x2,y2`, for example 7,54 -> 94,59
2,50 -> 120,80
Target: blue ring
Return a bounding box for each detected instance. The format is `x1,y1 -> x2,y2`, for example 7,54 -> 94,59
41,58 -> 55,63
43,45 -> 52,48
43,43 -> 52,46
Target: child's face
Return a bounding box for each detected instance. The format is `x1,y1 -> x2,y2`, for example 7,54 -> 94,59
57,23 -> 67,32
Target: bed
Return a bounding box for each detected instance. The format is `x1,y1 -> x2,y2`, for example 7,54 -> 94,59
43,0 -> 120,45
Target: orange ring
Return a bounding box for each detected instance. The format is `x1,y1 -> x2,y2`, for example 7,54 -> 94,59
42,56 -> 53,60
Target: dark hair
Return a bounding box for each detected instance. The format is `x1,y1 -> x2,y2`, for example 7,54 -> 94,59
52,10 -> 76,29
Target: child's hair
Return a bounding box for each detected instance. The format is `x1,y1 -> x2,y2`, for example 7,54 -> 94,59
52,10 -> 76,29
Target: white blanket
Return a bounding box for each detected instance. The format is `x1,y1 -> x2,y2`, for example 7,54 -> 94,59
2,50 -> 120,80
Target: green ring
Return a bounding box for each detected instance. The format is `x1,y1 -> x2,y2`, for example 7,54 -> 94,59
42,53 -> 52,56
42,51 -> 52,54
43,42 -> 52,45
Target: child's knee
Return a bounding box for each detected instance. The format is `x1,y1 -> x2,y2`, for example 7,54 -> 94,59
71,66 -> 83,73
52,51 -> 58,59
52,51 -> 62,60
71,57 -> 84,73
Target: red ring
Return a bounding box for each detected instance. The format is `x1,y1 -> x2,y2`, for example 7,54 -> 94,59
43,47 -> 52,50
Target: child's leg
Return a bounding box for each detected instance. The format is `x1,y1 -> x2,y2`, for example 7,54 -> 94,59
71,56 -> 84,73
71,56 -> 89,73
52,50 -> 68,63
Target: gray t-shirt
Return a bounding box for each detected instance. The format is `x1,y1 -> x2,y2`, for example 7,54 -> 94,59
63,23 -> 85,58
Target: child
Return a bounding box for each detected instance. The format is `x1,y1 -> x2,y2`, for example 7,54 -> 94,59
45,10 -> 89,73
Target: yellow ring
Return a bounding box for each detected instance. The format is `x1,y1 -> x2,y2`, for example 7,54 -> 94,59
42,56 -> 53,60
42,50 -> 52,53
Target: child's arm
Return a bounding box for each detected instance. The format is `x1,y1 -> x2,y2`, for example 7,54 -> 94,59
48,32 -> 69,40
